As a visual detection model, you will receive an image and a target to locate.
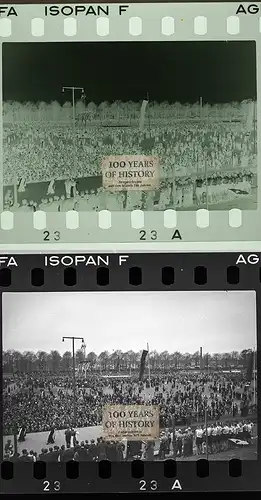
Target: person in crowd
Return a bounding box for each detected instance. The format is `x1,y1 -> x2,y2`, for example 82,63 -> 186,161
18,449 -> 33,462
47,426 -> 55,445
3,101 -> 256,213
3,365 -> 257,462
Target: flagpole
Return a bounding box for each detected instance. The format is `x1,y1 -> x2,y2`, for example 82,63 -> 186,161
147,93 -> 151,136
147,342 -> 151,387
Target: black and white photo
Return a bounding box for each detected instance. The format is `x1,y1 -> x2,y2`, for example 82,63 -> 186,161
2,41 -> 257,213
2,290 -> 257,462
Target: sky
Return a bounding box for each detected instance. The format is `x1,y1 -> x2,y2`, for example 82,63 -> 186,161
2,41 -> 257,104
2,291 -> 256,355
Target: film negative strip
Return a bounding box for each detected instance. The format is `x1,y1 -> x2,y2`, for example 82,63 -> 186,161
0,1 -> 261,251
0,252 -> 260,493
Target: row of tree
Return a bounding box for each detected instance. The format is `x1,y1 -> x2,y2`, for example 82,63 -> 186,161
3,99 -> 256,124
2,348 -> 255,374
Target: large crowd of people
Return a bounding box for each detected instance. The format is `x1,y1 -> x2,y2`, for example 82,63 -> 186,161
3,370 -> 256,434
3,109 -> 257,211
3,367 -> 257,462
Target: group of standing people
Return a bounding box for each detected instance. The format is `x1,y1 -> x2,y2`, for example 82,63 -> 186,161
3,111 -> 256,212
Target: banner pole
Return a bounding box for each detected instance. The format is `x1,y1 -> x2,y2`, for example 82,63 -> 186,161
147,342 -> 151,388
205,408 -> 208,460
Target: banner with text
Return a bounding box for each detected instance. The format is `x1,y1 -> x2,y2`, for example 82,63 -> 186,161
101,155 -> 160,191
102,404 -> 159,441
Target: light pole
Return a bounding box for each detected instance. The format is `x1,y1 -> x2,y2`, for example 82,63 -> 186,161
61,86 -> 85,176
62,336 -> 85,427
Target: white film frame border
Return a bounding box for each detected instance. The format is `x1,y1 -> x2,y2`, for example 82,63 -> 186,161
0,2 -> 260,251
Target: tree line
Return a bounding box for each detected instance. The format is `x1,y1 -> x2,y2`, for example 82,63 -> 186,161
2,348 -> 255,374
3,99 -> 255,124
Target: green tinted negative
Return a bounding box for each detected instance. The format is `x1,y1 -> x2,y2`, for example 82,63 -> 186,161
0,3 -> 260,249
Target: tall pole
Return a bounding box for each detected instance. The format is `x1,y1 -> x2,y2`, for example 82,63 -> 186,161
147,93 -> 151,136
62,336 -> 84,428
72,88 -> 75,173
199,96 -> 203,120
62,86 -> 85,178
72,338 -> 75,425
200,347 -> 203,370
205,407 -> 208,460
147,342 -> 151,387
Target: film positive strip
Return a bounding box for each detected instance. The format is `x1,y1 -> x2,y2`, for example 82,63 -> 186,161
0,252 -> 260,493
0,1 -> 261,250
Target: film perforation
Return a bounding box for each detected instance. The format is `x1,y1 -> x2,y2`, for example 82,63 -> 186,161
33,211 -> 46,231
229,458 -> 242,477
33,460 -> 46,480
97,267 -> 110,287
163,458 -> 176,478
1,459 -> 258,482
0,268 -> 11,287
0,18 -> 11,37
129,17 -> 142,37
194,16 -> 207,36
31,268 -> 45,287
194,266 -> 207,285
64,267 -> 77,287
66,211 -> 79,230
196,210 -> 210,229
129,266 -> 142,286
227,16 -> 240,36
64,18 -> 77,37
0,208 -> 251,231
196,458 -> 209,478
96,17 -> 110,38
131,459 -> 144,479
161,17 -> 175,36
227,266 -> 240,285
66,460 -> 79,479
99,459 -> 111,479
0,211 -> 13,231
1,460 -> 13,481
0,264 -> 260,288
99,211 -> 112,230
163,209 -> 177,229
131,210 -> 144,230
0,457 -> 248,482
228,209 -> 242,229
0,14 -> 253,38
31,18 -> 44,38
161,266 -> 175,286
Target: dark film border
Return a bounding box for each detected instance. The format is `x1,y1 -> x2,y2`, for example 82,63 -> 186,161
0,252 -> 260,493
